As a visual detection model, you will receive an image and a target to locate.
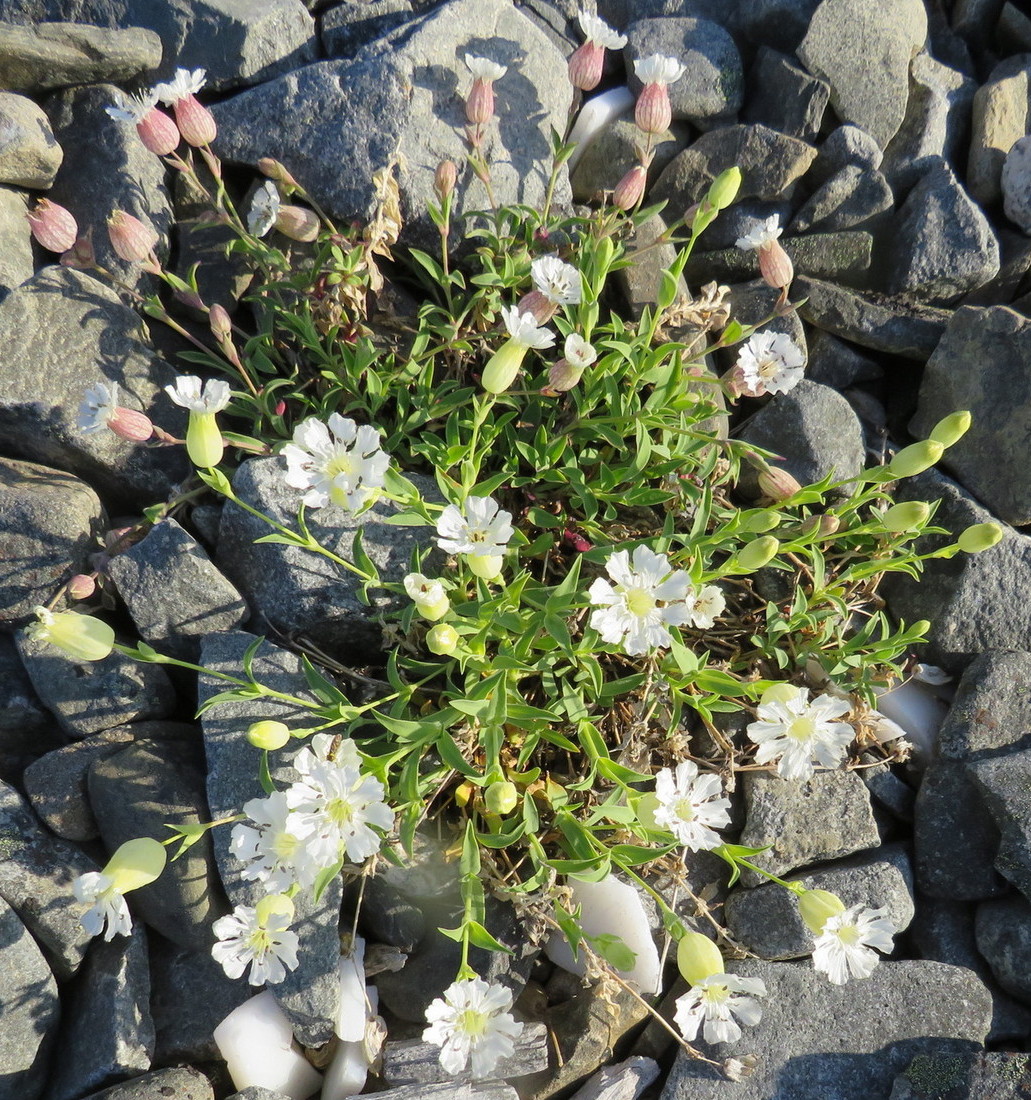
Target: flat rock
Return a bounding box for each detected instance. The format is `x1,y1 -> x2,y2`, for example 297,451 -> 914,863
798,0 -> 927,150
80,1067 -> 214,1100
890,1051 -> 1031,1100
0,21 -> 161,92
887,158 -> 999,302
381,1022 -> 548,1086
976,894 -> 1031,1004
567,1056 -> 660,1100
790,165 -> 893,233
743,46 -> 828,141
809,124 -> 884,186
0,456 -> 104,628
684,231 -> 872,287
0,91 -> 61,187
967,53 -> 1030,208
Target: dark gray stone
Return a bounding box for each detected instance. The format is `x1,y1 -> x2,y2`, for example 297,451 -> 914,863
743,47 -> 829,141
810,124 -> 884,186
976,894 -> 1031,1004
0,456 -> 104,629
0,896 -> 58,1100
685,232 -> 872,288
967,54 -> 1030,208
889,1051 -> 1031,1100
107,518 -> 248,662
571,119 -> 686,204
804,330 -> 883,390
625,17 -> 743,125
0,633 -> 52,758
0,91 -> 61,187
797,0 -> 927,150
661,960 -> 990,1100
887,158 -> 1000,302
41,924 -> 153,1100
81,1067 -> 214,1100
352,874 -> 425,952
969,750 -> 1031,904
790,165 -> 894,234
321,0 -> 415,57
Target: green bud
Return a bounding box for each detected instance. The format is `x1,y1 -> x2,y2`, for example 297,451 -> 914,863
480,339 -> 527,395
426,623 -> 459,655
886,440 -> 944,479
929,410 -> 971,448
186,411 -> 225,469
706,166 -> 742,211
485,780 -> 519,816
797,888 -> 846,934
26,607 -> 115,662
635,791 -> 661,830
732,535 -> 780,572
957,522 -> 1004,554
740,508 -> 781,534
467,553 -> 503,580
677,931 -> 724,985
879,501 -> 931,533
247,720 -> 290,751
103,837 -> 167,894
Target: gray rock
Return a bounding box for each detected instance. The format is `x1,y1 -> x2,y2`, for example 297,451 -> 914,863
809,124 -> 884,186
514,0 -> 589,53
567,1057 -> 659,1100
976,894 -> 1031,1004
963,227 -> 1031,308
967,54 -> 1030,208
684,232 -> 872,288
322,1 -> 415,57
653,123 -> 816,207
16,629 -> 176,739
969,750 -> 1031,904
213,0 -> 572,250
80,1067 -> 214,1100
881,52 -> 976,192
737,768 -> 880,885
804,330 -> 883,390
617,212 -> 689,321
0,21 -> 161,92
367,1086 -> 518,1100
625,18 -> 743,125
0,456 -> 104,628
999,3 -> 1031,52
887,158 -> 1000,302
798,0 -> 927,150
0,91 -> 61,188
860,757 -> 916,821
0,185 -> 32,298
661,960 -> 991,1100
790,165 -> 894,234
382,1022 -> 548,1086
23,728 -> 134,840
694,198 -> 791,253
198,631 -> 344,1046
42,924 -> 153,1100
1002,134 -> 1031,235
743,47 -> 829,142
89,738 -> 228,952
217,456 -> 440,658
352,874 -> 425,952
890,1051 -> 1031,1100
725,844 -> 914,960
571,119 -> 686,204
0,266 -> 189,504
0,896 -> 58,1100
107,518 -> 248,661
0,634 -> 53,770
794,275 -> 950,358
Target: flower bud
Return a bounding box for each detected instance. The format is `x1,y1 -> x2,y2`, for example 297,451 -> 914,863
466,79 -> 495,126
247,720 -> 291,751
185,412 -> 224,468
757,467 -> 802,502
516,289 -> 557,325
434,159 -> 458,200
547,359 -> 583,393
929,410 -> 972,448
761,682 -> 803,706
274,204 -> 320,242
108,407 -> 155,442
426,623 -> 459,655
467,553 -> 504,580
886,440 -> 944,479
758,239 -> 794,290
612,164 -> 647,211
66,574 -> 96,600
797,888 -> 846,935
61,232 -> 96,269
957,522 -> 1004,554
635,81 -> 672,135
137,106 -> 180,155
27,607 -> 115,662
705,166 -> 742,212
174,95 -> 217,147
257,158 -> 298,188
568,42 -> 605,91
880,501 -> 931,533
27,199 -> 78,253
485,780 -> 519,816
635,791 -> 661,829
481,340 -> 527,395
209,303 -> 233,343
740,508 -> 780,533
103,837 -> 167,894
107,210 -> 159,264
677,931 -> 724,985
732,535 -> 780,572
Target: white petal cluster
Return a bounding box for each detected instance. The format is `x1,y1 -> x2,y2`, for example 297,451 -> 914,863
735,331 -> 805,397
578,11 -> 627,49
531,256 -> 582,306
154,66 -> 206,104
423,978 -> 523,1078
588,545 -> 693,656
501,305 -> 556,350
689,583 -> 726,629
747,684 -> 854,781
436,495 -> 514,558
465,54 -> 507,82
211,903 -> 300,986
78,381 -> 119,432
283,413 -> 391,512
813,904 -> 896,984
564,332 -> 597,369
674,973 -> 767,1044
165,374 -> 232,413
73,871 -> 133,940
652,761 -> 731,851
230,791 -> 322,893
105,88 -> 158,125
633,54 -> 687,86
735,215 -> 783,252
247,180 -> 281,237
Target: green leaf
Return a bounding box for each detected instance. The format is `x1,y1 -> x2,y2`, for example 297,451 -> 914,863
466,920 -> 515,955
300,654 -> 347,705
312,858 -> 344,904
258,750 -> 275,794
587,932 -> 637,972
240,636 -> 264,680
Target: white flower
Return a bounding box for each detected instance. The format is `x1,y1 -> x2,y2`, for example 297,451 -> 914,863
404,572 -> 447,606
578,11 -> 627,49
164,375 -> 232,413
154,67 -> 206,105
500,305 -> 556,350
105,88 -> 158,125
73,871 -> 133,940
564,332 -> 597,369
282,413 -> 391,512
735,215 -> 783,252
689,584 -> 725,629
229,791 -> 321,892
423,978 -> 523,1078
735,331 -> 805,397
436,496 -> 514,558
588,545 -> 693,656
653,761 -> 731,851
634,54 -> 687,86
531,256 -> 582,306
78,381 -> 119,432
813,904 -> 896,984
747,685 -> 854,781
673,973 -> 766,1044
211,904 -> 300,986
465,54 -> 507,82
247,180 -> 281,237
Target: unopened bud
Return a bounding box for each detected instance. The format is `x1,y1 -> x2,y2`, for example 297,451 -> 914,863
107,210 -> 158,264
466,79 -> 495,126
257,158 -> 298,188
798,888 -> 846,935
209,303 -> 233,343
758,239 -> 794,290
137,107 -> 180,155
426,623 -> 459,655
957,522 -> 1004,554
880,501 -> 930,533
274,204 -> 320,243
247,720 -> 291,751
740,508 -> 780,533
547,359 -> 584,393
27,199 -> 78,253
516,289 -> 557,325
467,553 -> 503,580
612,164 -> 647,211
677,931 -> 724,985
434,160 -> 458,201
705,166 -> 742,212
108,407 -> 154,442
635,81 -> 672,135
761,682 -> 803,706
66,574 -> 96,600
732,535 -> 780,572
568,42 -> 605,91
887,440 -> 944,479
103,837 -> 167,894
929,410 -> 971,448
485,780 -> 519,816
61,232 -> 96,269
173,95 -> 216,147
757,467 -> 802,502
481,340 -> 526,395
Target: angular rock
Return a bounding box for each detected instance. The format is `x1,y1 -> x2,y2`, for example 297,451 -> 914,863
890,1051 -> 1031,1100
798,0 -> 927,150
42,924 -> 153,1100
322,1 -> 415,57
625,17 -> 743,125
0,184 -> 32,298
967,53 -> 1030,208
80,1067 -> 214,1100
0,22 -> 161,92
382,1022 -> 548,1086
737,768 -> 880,885
571,119 -> 685,204
743,46 -> 829,141
0,457 -> 104,628
213,0 -> 572,249
0,896 -> 58,1100
0,266 -> 188,504
0,634 -> 53,770
661,961 -> 991,1100
804,329 -> 883,390
685,231 -> 872,287
107,518 -> 248,662
976,894 -> 1031,1004
969,750 -> 1031,904
1002,133 -> 1031,235
809,124 -> 884,186
790,165 -> 894,233
887,158 -> 999,302
0,91 -> 61,188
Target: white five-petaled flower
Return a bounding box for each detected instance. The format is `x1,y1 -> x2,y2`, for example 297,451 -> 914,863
247,180 -> 281,237
735,331 -> 806,397
211,903 -> 300,986
735,215 -> 783,252
747,684 -> 854,781
282,413 -> 391,512
501,305 -> 556,350
464,54 -> 507,82
813,904 -> 895,984
588,545 -> 693,656
564,332 -> 597,368
530,256 -> 582,306
689,584 -> 726,629
578,10 -> 627,48
633,53 -> 687,87
423,978 -> 523,1078
78,381 -> 119,433
436,495 -> 514,559
673,973 -> 767,1044
653,761 -> 731,851
73,872 -> 132,941
164,374 -> 232,413
105,88 -> 158,125
229,791 -> 321,893
153,67 -> 206,105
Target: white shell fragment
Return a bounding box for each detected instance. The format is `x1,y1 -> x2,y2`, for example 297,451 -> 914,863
323,987 -> 380,1100
335,936 -> 367,1043
874,678 -> 949,766
566,86 -> 635,172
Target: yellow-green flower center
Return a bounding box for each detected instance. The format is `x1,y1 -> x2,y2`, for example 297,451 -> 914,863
673,797 -> 696,823
835,923 -> 860,947
625,588 -> 656,617
326,453 -> 358,480
459,1008 -> 488,1037
787,715 -> 816,741
326,797 -> 354,826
